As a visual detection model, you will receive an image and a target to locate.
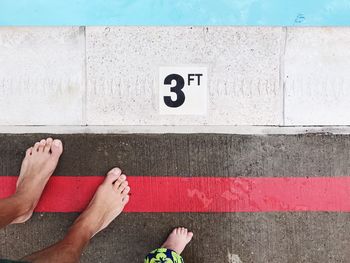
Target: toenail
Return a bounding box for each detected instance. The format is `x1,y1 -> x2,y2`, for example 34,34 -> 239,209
54,140 -> 61,146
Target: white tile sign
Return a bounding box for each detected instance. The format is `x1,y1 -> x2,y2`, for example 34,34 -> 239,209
158,66 -> 208,115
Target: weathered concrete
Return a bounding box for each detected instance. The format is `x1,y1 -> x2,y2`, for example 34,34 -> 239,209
284,27 -> 350,125
3,125 -> 350,135
2,27 -> 350,127
1,212 -> 350,263
1,134 -> 350,262
86,27 -> 283,125
0,27 -> 85,125
2,134 -> 350,177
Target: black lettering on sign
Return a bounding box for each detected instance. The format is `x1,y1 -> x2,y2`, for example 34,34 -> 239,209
188,74 -> 196,86
188,73 -> 203,86
195,74 -> 203,85
163,74 -> 185,108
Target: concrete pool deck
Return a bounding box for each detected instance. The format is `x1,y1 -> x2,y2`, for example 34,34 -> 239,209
1,134 -> 350,262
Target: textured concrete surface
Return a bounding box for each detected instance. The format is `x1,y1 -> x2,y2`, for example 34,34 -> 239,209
1,134 -> 350,262
0,27 -> 85,125
2,26 -> 350,127
284,27 -> 350,125
3,125 -> 350,135
2,134 -> 350,177
86,27 -> 283,125
2,212 -> 350,263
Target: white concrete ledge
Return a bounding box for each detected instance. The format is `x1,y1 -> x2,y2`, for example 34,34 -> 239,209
1,27 -> 350,128
0,27 -> 85,125
284,27 -> 350,125
86,27 -> 283,125
2,125 -> 350,134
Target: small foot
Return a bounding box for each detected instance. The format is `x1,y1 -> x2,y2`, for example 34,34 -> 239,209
161,227 -> 193,255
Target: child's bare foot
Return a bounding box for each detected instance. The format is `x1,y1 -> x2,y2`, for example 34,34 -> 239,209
161,227 -> 193,255
73,168 -> 130,238
12,138 -> 63,224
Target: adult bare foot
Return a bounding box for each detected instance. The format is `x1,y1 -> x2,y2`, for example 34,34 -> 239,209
12,138 -> 63,224
161,227 -> 193,255
21,168 -> 130,263
73,167 -> 130,238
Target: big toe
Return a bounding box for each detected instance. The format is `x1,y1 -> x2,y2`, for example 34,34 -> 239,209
187,232 -> 194,242
105,168 -> 122,184
51,139 -> 63,159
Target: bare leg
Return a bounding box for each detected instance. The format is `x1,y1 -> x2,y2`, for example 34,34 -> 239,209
22,168 -> 130,263
162,227 -> 193,255
0,195 -> 31,229
0,138 -> 63,229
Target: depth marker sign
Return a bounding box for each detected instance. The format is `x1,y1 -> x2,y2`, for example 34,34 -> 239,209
158,66 -> 208,115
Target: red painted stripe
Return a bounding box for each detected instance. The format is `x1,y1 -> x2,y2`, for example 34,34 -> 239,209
1,176 -> 350,212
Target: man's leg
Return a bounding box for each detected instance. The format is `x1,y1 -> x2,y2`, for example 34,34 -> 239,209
22,168 -> 130,263
0,138 -> 63,229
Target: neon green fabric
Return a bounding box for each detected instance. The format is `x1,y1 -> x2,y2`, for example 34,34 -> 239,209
144,248 -> 184,263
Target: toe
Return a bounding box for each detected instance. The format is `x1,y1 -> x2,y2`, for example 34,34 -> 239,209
108,167 -> 122,175
187,232 -> 193,242
122,195 -> 130,205
105,168 -> 122,184
51,139 -> 63,159
117,181 -> 128,193
113,174 -> 126,190
121,186 -> 130,196
44,138 -> 53,152
33,142 -> 40,152
25,147 -> 33,156
39,139 -> 46,152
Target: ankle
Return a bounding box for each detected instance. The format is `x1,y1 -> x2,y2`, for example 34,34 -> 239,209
68,218 -> 96,241
8,193 -> 34,217
162,241 -> 174,250
73,211 -> 104,237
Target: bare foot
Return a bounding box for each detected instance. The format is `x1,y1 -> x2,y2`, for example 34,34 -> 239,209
73,168 -> 130,238
12,138 -> 63,223
161,227 -> 193,255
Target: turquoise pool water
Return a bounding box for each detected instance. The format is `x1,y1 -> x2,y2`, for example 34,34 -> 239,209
0,0 -> 350,25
